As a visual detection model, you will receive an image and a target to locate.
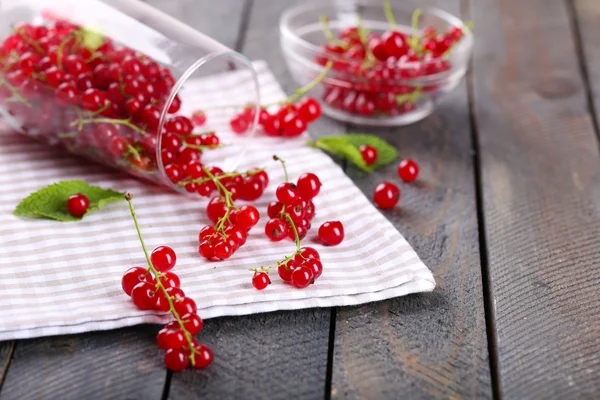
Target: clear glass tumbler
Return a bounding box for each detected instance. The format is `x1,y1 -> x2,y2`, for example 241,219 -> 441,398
0,0 -> 260,193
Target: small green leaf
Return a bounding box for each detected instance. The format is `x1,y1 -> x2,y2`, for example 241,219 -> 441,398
14,180 -> 125,222
81,24 -> 104,51
308,134 -> 398,172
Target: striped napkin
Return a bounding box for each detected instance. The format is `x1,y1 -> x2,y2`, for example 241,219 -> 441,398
0,61 -> 435,341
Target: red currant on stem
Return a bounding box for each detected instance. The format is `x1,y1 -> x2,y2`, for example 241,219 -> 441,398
123,193 -> 211,370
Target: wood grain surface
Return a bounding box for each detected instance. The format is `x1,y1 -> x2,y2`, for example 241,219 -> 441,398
0,326 -> 167,400
331,84 -> 492,399
328,2 -> 493,398
471,0 -> 600,398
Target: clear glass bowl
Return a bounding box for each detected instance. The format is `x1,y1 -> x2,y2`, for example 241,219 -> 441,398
0,0 -> 260,194
280,1 -> 473,126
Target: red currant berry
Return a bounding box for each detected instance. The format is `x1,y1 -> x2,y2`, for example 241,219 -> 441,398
382,30 -> 409,58
373,182 -> 400,209
282,114 -> 307,137
67,193 -> 89,217
239,175 -> 264,201
236,205 -> 260,231
277,260 -> 297,282
318,221 -> 344,246
298,97 -> 322,122
359,145 -> 378,166
291,266 -> 314,289
146,271 -> 181,289
267,201 -> 284,218
63,54 -> 88,75
174,297 -> 197,315
276,182 -> 298,204
164,348 -> 189,371
199,225 -> 216,241
206,197 -> 227,223
225,225 -> 247,246
55,82 -> 79,105
121,266 -> 148,296
161,132 -> 183,152
252,272 -> 271,290
213,240 -> 233,260
192,345 -> 214,369
265,218 -> 288,241
150,246 -> 177,272
164,329 -> 186,350
81,88 -> 109,112
199,240 -> 215,259
177,148 -> 201,165
181,313 -> 203,335
302,258 -> 323,280
304,201 -> 316,221
294,247 -> 320,264
165,164 -> 184,183
157,328 -> 172,350
230,115 -> 249,134
192,110 -> 206,126
398,159 -> 419,182
296,173 -> 321,200
131,282 -> 158,310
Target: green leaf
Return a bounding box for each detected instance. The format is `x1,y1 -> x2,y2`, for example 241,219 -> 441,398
308,134 -> 398,172
81,24 -> 104,51
13,180 -> 125,222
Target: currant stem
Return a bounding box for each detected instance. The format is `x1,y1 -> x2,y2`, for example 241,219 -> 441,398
272,155 -> 289,183
16,29 -> 45,55
285,61 -> 333,104
409,8 -> 424,53
73,117 -> 147,135
320,16 -> 337,42
284,213 -> 302,251
178,168 -> 264,187
383,1 -> 398,30
125,193 -> 199,365
202,166 -> 236,233
184,143 -> 224,151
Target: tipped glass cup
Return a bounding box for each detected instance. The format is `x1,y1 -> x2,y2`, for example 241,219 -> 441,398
0,0 -> 260,193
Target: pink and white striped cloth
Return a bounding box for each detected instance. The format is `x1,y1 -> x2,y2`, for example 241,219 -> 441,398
0,61 -> 435,340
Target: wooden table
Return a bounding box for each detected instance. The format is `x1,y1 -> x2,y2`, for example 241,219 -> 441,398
1,0 -> 600,398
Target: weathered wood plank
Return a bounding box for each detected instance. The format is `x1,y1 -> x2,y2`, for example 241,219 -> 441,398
0,341 -> 14,390
573,0 -> 600,135
0,326 -> 166,400
471,0 -> 600,398
331,81 -> 491,398
166,1 -> 336,397
329,1 -> 492,397
168,310 -> 330,400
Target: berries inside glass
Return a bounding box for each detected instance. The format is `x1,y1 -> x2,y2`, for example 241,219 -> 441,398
0,1 -> 259,193
281,3 -> 473,126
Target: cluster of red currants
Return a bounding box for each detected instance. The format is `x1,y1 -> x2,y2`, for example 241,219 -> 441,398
121,194 -> 212,372
197,167 -> 267,261
265,167 -> 321,242
229,96 -> 322,138
0,20 -> 222,185
315,7 -> 467,117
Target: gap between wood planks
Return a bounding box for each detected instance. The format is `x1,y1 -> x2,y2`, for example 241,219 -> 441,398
565,0 -> 600,151
0,342 -> 16,392
463,0 -> 502,398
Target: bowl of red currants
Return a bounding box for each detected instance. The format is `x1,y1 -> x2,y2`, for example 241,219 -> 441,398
280,1 -> 473,126
0,0 -> 260,194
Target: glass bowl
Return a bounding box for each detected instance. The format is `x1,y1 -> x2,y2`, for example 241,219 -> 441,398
280,1 -> 473,126
0,0 -> 260,195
